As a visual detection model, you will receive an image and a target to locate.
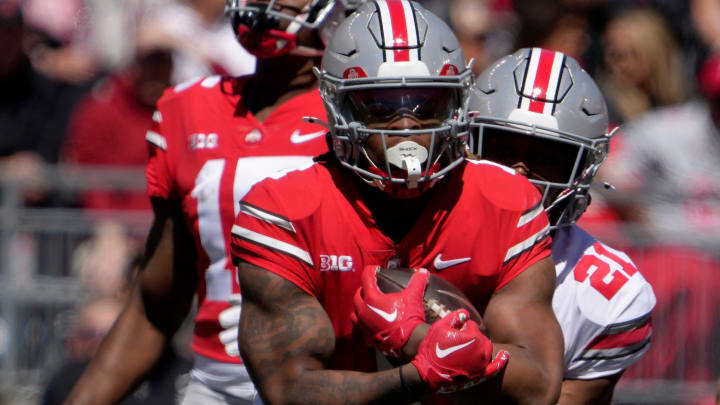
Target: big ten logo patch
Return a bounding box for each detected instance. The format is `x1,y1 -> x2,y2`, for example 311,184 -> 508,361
189,133 -> 219,150
319,255 -> 354,272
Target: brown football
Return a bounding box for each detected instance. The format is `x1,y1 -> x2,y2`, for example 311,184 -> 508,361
375,267 -> 484,326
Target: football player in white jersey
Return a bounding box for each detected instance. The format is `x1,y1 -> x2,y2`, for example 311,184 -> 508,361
63,1 -> 361,405
470,48 -> 656,405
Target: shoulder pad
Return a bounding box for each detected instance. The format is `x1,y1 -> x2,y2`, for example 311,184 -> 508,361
247,162 -> 327,222
464,159 -> 543,212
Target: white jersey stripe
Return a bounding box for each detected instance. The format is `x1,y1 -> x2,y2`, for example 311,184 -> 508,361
604,312 -> 652,334
239,202 -> 296,233
504,225 -> 550,263
576,335 -> 652,361
518,203 -> 543,228
146,130 -> 167,150
231,225 -> 313,267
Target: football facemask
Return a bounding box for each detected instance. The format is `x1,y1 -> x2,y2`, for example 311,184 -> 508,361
316,0 -> 474,198
226,0 -> 355,58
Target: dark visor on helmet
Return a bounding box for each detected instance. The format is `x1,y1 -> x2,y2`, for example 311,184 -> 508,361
342,87 -> 459,128
479,127 -> 583,184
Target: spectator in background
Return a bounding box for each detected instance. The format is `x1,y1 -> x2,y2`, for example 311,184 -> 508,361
600,51 -> 720,246
597,7 -> 687,125
138,0 -> 255,85
20,0 -> 99,85
62,34 -> 174,212
44,297 -> 126,405
446,0 -> 516,75
513,0 -> 591,62
0,0 -> 83,205
43,259 -> 192,405
691,0 -> 720,51
70,221 -> 142,299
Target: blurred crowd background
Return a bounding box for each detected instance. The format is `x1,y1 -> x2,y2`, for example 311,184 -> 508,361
1,0 -> 720,404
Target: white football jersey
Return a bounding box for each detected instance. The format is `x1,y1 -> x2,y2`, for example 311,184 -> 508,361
552,226 -> 656,380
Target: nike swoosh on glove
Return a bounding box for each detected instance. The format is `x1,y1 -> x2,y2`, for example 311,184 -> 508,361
411,309 -> 509,394
351,265 -> 429,358
218,294 -> 242,357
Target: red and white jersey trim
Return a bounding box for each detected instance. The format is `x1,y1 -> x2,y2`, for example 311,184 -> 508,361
504,224 -> 550,264
518,201 -> 544,227
239,201 -> 296,232
231,224 -> 313,267
577,316 -> 652,361
146,129 -> 167,151
519,48 -> 566,115
375,0 -> 419,63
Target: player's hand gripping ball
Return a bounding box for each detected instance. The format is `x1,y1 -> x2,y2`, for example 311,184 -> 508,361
351,266 -> 429,358
351,266 -> 487,358
374,267 -> 485,325
412,309 -> 510,393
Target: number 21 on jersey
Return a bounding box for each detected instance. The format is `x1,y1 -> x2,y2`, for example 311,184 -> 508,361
573,243 -> 638,300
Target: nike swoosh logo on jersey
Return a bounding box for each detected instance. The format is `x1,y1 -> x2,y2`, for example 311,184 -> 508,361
435,339 -> 476,359
367,304 -> 398,322
434,254 -> 471,270
290,129 -> 326,144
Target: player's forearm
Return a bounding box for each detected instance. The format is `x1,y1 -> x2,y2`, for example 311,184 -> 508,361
258,364 -> 426,405
492,342 -> 562,405
63,292 -> 169,405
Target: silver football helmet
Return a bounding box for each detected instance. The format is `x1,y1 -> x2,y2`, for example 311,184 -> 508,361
469,48 -> 613,228
316,0 -> 474,196
225,0 -> 364,58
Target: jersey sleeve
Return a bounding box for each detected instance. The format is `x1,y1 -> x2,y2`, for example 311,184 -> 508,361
230,181 -> 320,297
495,180 -> 552,290
145,108 -> 174,199
561,242 -> 656,380
565,317 -> 652,380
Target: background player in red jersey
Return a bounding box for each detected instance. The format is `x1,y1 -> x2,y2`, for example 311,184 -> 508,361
470,48 -> 656,405
230,1 -> 564,404
63,1 -> 359,404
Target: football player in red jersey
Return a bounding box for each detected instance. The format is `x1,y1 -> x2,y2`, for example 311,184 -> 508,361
230,1 -> 564,404
470,48 -> 656,405
63,1 -> 359,404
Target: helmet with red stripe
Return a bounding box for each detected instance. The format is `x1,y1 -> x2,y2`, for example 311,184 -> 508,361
469,48 -> 612,228
225,0 -> 364,59
316,0 -> 474,198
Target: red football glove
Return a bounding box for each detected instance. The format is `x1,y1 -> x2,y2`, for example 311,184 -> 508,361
411,309 -> 510,394
351,265 -> 429,358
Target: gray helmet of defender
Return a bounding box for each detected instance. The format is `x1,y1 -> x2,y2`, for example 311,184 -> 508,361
469,48 -> 614,228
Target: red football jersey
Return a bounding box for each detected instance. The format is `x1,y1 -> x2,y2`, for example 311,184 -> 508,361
145,75 -> 328,364
230,158 -> 552,371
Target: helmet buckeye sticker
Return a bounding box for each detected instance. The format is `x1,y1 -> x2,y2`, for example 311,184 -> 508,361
344,67 -> 368,79
440,64 -> 459,76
